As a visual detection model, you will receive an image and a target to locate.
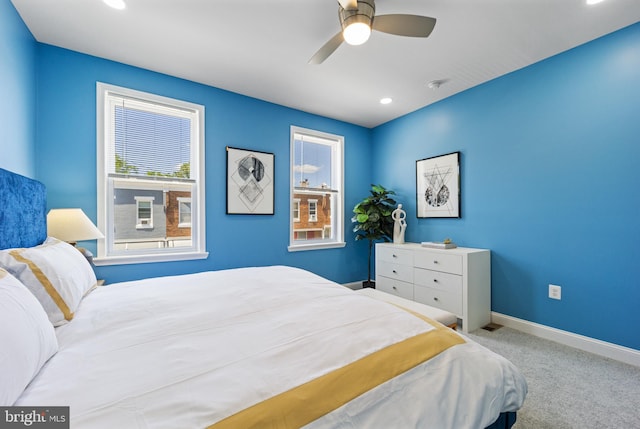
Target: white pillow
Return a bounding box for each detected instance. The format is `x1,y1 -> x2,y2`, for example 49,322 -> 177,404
0,237 -> 98,326
0,268 -> 58,405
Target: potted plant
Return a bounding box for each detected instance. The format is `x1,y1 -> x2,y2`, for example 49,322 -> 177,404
352,184 -> 397,288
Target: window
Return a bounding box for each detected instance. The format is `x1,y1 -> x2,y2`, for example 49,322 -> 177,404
135,196 -> 154,229
177,197 -> 192,227
96,83 -> 207,264
293,199 -> 300,222
308,199 -> 318,222
289,126 -> 344,251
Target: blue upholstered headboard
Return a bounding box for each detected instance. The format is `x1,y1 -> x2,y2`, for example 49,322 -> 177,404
0,168 -> 47,250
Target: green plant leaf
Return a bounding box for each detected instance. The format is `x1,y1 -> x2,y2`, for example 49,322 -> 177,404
356,213 -> 369,223
351,184 -> 397,245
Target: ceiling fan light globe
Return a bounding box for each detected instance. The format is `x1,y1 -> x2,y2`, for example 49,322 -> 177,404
103,0 -> 126,10
343,22 -> 371,45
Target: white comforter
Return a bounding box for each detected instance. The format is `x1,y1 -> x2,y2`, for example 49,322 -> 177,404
17,266 -> 526,428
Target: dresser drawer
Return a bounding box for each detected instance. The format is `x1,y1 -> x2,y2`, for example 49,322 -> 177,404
414,268 -> 462,295
375,243 -> 491,333
414,250 -> 462,275
377,260 -> 413,284
377,245 -> 413,266
376,277 -> 414,300
414,284 -> 462,316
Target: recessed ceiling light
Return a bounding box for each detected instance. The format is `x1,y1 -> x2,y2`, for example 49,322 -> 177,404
380,97 -> 393,105
586,0 -> 605,4
103,0 -> 126,10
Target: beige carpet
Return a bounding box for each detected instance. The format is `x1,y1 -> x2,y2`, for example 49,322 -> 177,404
467,327 -> 640,429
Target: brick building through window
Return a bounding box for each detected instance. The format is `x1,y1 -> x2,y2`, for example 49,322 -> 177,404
293,189 -> 332,240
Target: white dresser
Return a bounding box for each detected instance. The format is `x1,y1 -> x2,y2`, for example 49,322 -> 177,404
375,242 -> 491,332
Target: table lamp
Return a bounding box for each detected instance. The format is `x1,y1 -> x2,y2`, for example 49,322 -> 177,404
47,208 -> 104,263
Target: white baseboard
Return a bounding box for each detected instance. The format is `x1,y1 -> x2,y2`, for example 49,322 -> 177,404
491,312 -> 640,367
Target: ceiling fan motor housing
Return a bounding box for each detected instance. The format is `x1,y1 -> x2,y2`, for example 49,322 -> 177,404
339,0 -> 376,32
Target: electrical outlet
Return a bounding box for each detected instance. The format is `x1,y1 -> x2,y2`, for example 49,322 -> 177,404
549,284 -> 562,300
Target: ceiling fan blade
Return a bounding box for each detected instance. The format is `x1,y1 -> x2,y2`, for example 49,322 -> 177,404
308,31 -> 344,65
337,0 -> 358,10
372,14 -> 436,38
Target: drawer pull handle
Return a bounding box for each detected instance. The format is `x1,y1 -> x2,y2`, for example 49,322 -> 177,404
392,286 -> 397,290
433,297 -> 439,302
392,254 -> 397,258
433,279 -> 438,283
433,260 -> 438,264
392,270 -> 397,274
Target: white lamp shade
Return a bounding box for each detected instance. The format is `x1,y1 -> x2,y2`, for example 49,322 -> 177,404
47,209 -> 104,243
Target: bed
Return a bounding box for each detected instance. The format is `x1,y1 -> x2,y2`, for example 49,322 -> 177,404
0,167 -> 527,428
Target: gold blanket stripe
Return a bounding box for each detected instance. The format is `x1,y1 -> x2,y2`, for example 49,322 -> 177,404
9,250 -> 73,321
209,313 -> 464,429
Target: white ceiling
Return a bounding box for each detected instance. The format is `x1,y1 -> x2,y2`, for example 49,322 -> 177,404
11,0 -> 640,128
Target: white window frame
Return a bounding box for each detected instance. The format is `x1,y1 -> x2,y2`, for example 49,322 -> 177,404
308,199 -> 318,222
177,197 -> 192,228
293,199 -> 301,222
95,82 -> 207,265
289,126 -> 345,252
323,225 -> 332,239
135,196 -> 154,229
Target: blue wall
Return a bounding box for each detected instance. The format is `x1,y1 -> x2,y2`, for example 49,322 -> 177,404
372,23 -> 640,350
0,0 -> 36,176
33,45 -> 373,285
3,0 -> 638,350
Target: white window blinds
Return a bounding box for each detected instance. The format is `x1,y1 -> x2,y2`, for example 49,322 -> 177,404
107,95 -> 195,180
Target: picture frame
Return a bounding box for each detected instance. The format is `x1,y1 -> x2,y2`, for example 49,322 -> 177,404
226,146 -> 274,215
416,151 -> 460,218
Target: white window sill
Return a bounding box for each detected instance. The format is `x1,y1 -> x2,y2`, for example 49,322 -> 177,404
94,251 -> 209,266
288,241 -> 346,252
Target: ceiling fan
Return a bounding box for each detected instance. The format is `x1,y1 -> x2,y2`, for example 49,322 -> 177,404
309,0 -> 437,64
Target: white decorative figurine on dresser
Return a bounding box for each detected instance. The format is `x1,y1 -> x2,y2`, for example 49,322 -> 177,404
391,204 -> 407,244
375,242 -> 491,332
